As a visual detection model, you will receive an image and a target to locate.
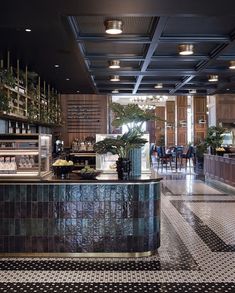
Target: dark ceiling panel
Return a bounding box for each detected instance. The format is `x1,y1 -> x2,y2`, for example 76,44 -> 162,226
1,0 -> 235,95
164,16 -> 235,35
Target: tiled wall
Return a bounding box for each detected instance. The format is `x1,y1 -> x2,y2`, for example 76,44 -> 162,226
0,183 -> 160,254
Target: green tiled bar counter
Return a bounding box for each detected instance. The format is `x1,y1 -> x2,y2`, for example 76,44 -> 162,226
0,175 -> 161,257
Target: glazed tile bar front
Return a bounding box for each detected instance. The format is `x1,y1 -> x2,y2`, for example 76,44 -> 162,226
0,176 -> 161,257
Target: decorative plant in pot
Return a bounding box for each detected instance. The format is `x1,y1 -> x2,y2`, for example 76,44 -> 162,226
195,141 -> 207,170
93,128 -> 148,179
205,126 -> 225,155
94,102 -> 161,179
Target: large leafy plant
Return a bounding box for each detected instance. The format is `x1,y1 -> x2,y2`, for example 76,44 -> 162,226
110,102 -> 159,133
94,129 -> 148,158
205,126 -> 225,149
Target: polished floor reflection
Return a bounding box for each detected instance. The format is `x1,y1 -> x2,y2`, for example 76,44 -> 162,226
0,173 -> 235,292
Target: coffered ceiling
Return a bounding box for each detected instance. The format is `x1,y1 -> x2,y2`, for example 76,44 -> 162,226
1,0 -> 235,96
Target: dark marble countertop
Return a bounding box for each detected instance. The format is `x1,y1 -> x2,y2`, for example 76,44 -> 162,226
0,171 -> 163,184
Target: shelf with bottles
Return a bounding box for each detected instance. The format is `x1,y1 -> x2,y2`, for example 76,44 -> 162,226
8,120 -> 32,134
0,134 -> 52,178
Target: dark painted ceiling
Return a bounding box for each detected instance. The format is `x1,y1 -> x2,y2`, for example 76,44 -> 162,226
1,0 -> 235,96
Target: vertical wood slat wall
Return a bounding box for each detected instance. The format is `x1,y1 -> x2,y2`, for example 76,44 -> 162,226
216,94 -> 235,123
155,107 -> 165,145
176,96 -> 187,145
60,94 -> 109,147
166,101 -> 175,146
194,96 -> 207,144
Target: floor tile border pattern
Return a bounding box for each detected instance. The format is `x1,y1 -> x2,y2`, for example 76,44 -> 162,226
171,200 -> 235,252
0,282 -> 235,292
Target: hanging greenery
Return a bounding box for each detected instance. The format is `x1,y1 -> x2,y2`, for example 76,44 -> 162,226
27,101 -> 40,123
0,68 -> 15,87
0,90 -> 10,113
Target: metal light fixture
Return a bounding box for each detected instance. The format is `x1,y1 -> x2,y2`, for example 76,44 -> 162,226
109,60 -> 120,69
104,20 -> 123,34
189,89 -> 197,94
110,75 -> 120,82
208,75 -> 218,82
112,89 -> 119,94
178,44 -> 194,55
154,83 -> 163,89
229,61 -> 235,69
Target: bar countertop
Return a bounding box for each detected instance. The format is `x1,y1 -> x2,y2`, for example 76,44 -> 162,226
0,171 -> 162,184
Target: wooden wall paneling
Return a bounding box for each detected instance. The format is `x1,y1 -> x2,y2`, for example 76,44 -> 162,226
194,96 -> 207,144
155,106 -> 165,145
176,96 -> 187,146
166,101 -> 175,146
60,94 -> 109,147
216,94 -> 235,123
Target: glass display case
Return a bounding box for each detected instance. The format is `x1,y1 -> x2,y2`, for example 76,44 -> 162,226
95,133 -> 150,173
0,134 -> 52,178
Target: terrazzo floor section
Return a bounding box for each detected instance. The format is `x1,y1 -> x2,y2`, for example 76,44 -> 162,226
0,175 -> 235,292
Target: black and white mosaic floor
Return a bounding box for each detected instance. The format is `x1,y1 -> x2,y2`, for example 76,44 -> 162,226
0,175 -> 235,292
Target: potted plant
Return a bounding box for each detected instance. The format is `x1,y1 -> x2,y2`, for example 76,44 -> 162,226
110,102 -> 158,133
205,126 -> 225,155
94,128 -> 148,179
195,141 -> 207,170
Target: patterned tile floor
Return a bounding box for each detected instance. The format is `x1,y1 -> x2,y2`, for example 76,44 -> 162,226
0,172 -> 235,292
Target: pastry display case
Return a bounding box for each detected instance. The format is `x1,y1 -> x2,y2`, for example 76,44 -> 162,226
0,134 -> 52,178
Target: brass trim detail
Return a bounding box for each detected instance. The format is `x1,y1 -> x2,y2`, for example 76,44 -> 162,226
0,250 -> 157,258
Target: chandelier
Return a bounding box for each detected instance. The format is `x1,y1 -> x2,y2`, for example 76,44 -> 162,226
130,96 -> 168,110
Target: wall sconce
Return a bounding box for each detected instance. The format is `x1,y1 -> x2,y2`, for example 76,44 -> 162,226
110,75 -> 120,82
109,60 -> 120,69
199,119 -> 207,124
154,83 -> 163,89
166,123 -> 174,128
229,61 -> 235,69
178,44 -> 194,55
208,75 -> 218,82
104,20 -> 123,34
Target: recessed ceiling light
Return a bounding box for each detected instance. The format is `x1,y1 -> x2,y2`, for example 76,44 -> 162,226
154,83 -> 163,89
229,61 -> 235,69
109,60 -> 120,69
54,64 -> 59,68
112,89 -> 119,94
25,28 -> 31,32
189,89 -> 197,94
110,75 -> 120,82
66,78 -> 70,81
178,44 -> 194,55
104,20 -> 123,34
208,75 -> 218,82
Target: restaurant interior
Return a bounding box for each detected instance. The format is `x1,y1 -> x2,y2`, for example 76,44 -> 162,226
0,1 -> 235,292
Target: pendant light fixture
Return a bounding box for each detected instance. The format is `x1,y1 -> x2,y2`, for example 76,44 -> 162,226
110,75 -> 120,82
178,44 -> 194,55
189,89 -> 197,94
154,83 -> 163,89
229,61 -> 235,69
208,75 -> 218,82
109,60 -> 120,69
104,20 -> 123,34
112,89 -> 119,94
